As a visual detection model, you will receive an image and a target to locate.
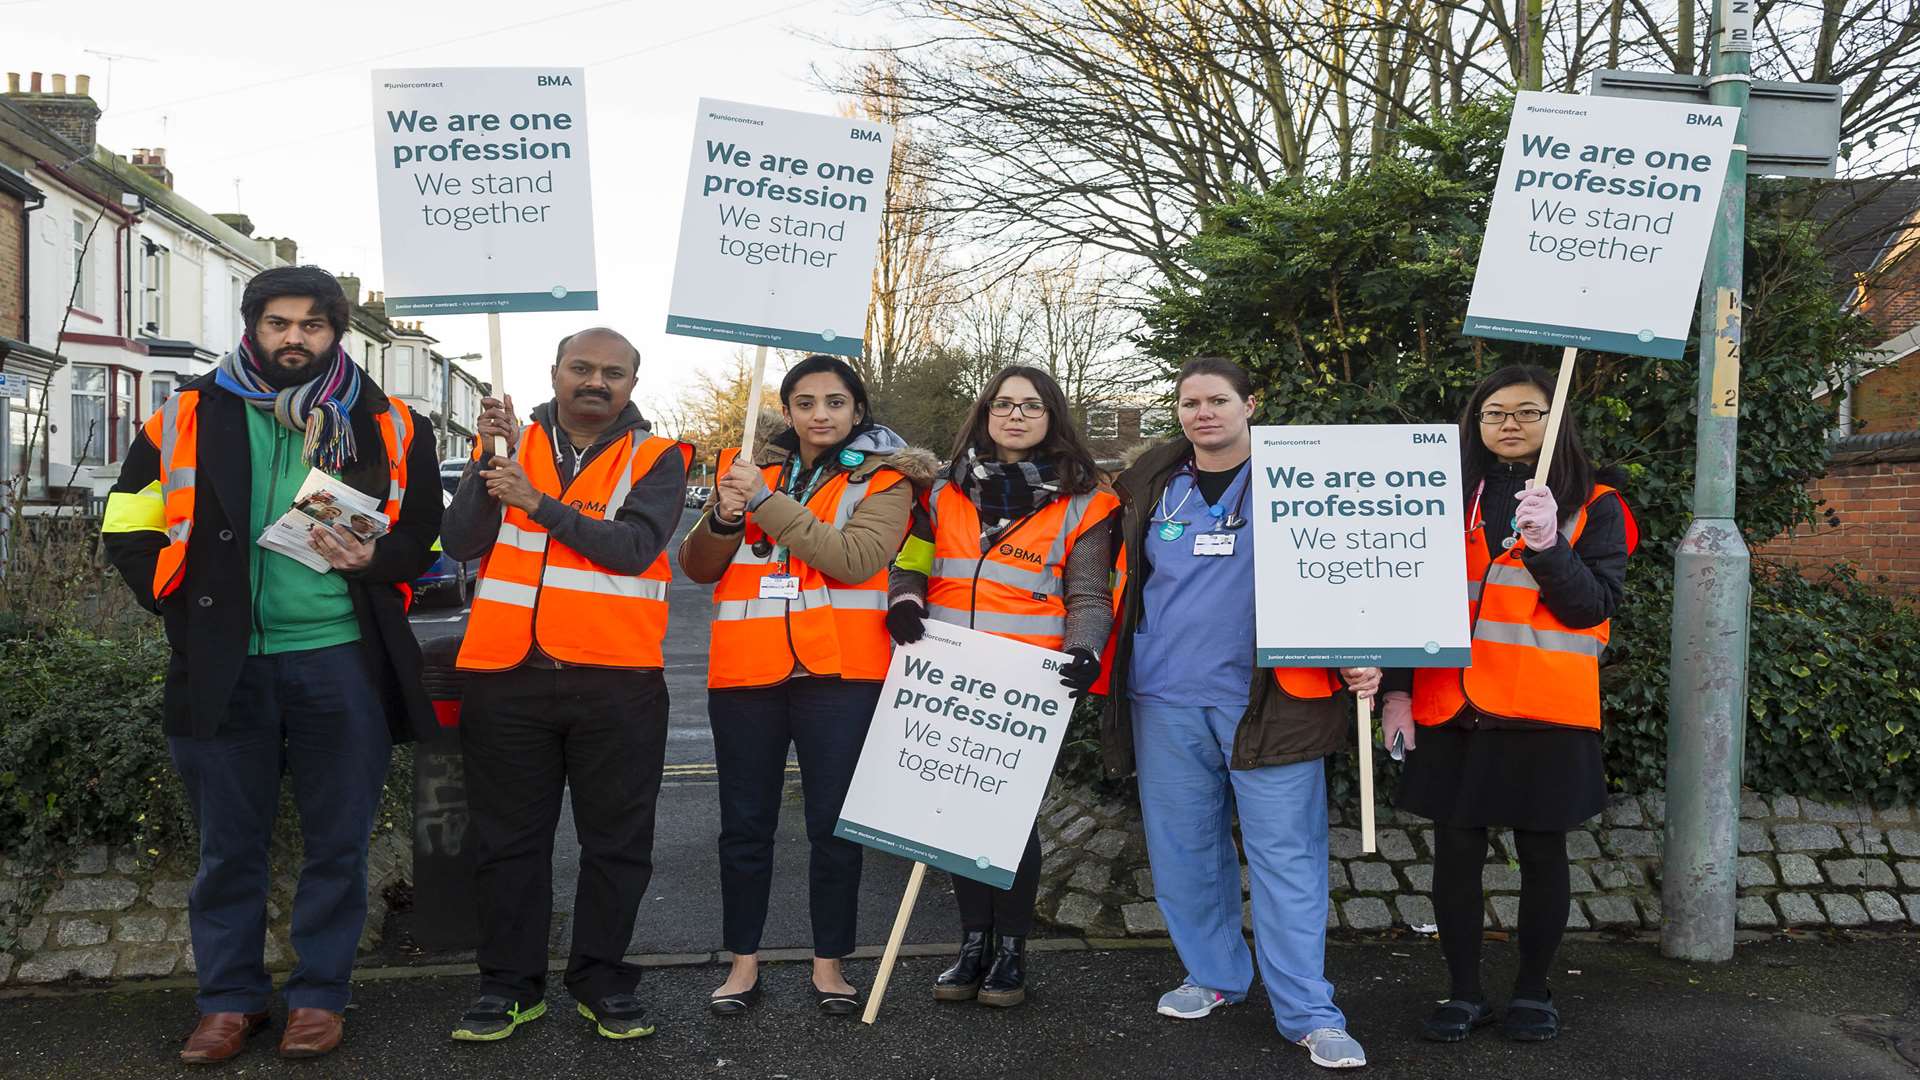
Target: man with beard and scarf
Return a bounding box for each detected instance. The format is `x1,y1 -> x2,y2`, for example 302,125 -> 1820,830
100,266 -> 443,1065
439,327 -> 690,1043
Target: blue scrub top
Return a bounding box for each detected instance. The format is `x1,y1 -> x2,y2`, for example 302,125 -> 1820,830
1129,461 -> 1256,708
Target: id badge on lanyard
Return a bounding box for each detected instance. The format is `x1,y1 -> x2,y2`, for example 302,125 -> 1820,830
1193,530 -> 1236,556
759,573 -> 801,600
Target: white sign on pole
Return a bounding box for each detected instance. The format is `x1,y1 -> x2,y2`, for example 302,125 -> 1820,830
665,98 -> 894,359
0,373 -> 26,399
1252,425 -> 1471,668
834,624 -> 1072,888
370,67 -> 598,316
1464,90 -> 1738,360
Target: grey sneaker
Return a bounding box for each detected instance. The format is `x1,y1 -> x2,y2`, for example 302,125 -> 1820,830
1298,1027 -> 1367,1069
1155,981 -> 1231,1019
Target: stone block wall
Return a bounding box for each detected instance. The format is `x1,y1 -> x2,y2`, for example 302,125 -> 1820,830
1,831 -> 409,987
1033,783 -> 1920,937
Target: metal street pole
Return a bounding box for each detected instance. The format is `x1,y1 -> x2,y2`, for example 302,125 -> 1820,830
1662,0 -> 1753,963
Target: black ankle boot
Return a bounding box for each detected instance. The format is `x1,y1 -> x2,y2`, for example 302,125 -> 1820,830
933,930 -> 990,1001
976,934 -> 1027,1007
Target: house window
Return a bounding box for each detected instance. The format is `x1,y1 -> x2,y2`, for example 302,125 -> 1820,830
150,375 -> 174,415
71,364 -> 107,465
5,379 -> 48,490
1139,406 -> 1173,437
141,239 -> 170,334
391,346 -> 414,397
1086,408 -> 1119,440
72,213 -> 98,313
113,369 -> 137,461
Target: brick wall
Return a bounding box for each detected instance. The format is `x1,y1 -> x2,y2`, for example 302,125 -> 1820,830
1847,358 -> 1920,434
0,190 -> 22,340
1757,432 -> 1920,597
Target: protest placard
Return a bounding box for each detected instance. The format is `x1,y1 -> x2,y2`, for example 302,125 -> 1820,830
1251,425 -> 1471,668
834,622 -> 1071,1021
370,67 -> 598,317
1251,424 -> 1471,853
665,98 -> 894,360
1464,90 -> 1738,361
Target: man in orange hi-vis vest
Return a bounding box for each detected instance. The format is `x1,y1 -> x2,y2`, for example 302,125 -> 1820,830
438,328 -> 690,1044
101,267 -> 443,1066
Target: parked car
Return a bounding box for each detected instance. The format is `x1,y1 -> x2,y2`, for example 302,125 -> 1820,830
684,485 -> 712,509
413,487 -> 479,607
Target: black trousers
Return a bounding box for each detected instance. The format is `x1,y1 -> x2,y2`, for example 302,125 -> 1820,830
952,827 -> 1042,937
460,665 -> 668,1004
709,678 -> 881,959
1431,824 -> 1570,1002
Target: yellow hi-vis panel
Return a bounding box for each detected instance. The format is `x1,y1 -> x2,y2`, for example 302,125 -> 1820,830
101,482 -> 167,534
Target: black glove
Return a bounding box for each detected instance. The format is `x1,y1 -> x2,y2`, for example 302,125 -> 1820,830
1058,647 -> 1101,697
886,601 -> 927,646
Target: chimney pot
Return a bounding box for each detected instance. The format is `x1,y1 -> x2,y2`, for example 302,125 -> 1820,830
75,74 -> 90,96
51,74 -> 66,95
29,72 -> 42,93
6,73 -> 18,94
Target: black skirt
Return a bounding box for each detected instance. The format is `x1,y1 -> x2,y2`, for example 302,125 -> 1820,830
1394,718 -> 1607,831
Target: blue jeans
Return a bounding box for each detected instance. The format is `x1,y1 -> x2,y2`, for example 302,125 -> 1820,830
1132,702 -> 1345,1040
168,643 -> 392,1014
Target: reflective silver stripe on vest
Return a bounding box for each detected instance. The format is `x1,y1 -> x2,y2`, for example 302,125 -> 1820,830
714,597 -> 794,621
602,436 -> 645,517
932,555 -> 1058,596
1466,581 -> 1483,601
1472,619 -> 1605,657
826,588 -> 888,611
496,522 -> 549,553
382,403 -> 412,508
831,473 -> 877,529
928,604 -> 1066,637
475,577 -> 538,608
541,565 -> 668,600
1483,562 -> 1539,590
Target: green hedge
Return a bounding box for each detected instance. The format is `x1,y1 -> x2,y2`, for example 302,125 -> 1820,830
0,627 -> 413,950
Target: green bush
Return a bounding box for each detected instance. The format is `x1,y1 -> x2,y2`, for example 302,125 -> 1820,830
1136,102 -> 1914,807
0,626 -> 414,949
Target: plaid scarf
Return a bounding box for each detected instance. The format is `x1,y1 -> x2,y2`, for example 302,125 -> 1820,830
215,336 -> 362,472
957,449 -> 1058,538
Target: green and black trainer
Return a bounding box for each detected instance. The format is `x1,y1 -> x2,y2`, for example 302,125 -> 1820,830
577,993 -> 656,1040
450,995 -> 546,1042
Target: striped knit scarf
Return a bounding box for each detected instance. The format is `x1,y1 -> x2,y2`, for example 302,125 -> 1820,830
216,336 -> 362,472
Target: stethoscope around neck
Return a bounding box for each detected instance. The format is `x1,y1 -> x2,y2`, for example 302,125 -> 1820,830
1152,460 -> 1250,534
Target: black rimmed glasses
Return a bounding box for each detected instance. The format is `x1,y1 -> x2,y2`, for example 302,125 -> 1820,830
988,399 -> 1048,418
1477,408 -> 1549,425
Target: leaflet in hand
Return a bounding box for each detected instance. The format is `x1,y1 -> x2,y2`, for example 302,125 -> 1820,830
256,469 -> 389,573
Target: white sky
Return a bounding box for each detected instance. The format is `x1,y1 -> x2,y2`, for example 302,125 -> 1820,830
4,0 -> 903,424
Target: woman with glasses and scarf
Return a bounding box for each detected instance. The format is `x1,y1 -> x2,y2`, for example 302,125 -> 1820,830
886,366 -> 1119,1008
679,355 -> 937,1017
1381,364 -> 1637,1045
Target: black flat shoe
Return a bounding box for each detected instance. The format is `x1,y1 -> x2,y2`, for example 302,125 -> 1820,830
1422,998 -> 1494,1042
934,930 -> 990,1002
1502,995 -> 1560,1041
708,981 -> 761,1015
976,934 -> 1027,1008
813,983 -> 861,1016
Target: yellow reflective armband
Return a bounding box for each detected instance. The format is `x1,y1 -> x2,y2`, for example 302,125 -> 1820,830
894,533 -> 935,575
101,482 -> 167,535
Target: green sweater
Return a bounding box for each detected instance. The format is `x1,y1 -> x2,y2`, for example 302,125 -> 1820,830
245,406 -> 360,655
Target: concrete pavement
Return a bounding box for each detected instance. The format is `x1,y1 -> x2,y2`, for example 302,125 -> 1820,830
3,936 -> 1915,1078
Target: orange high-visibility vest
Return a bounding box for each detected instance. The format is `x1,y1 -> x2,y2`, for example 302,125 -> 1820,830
923,479 -> 1119,651
456,422 -> 691,671
1411,484 -> 1633,730
707,446 -> 904,689
1090,539 -> 1341,700
137,388 -> 416,604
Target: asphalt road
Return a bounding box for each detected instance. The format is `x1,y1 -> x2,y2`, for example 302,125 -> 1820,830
400,514 -> 963,963
4,937 -> 1916,1078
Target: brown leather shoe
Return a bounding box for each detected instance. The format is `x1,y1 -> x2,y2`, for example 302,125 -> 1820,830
180,1011 -> 270,1065
278,1008 -> 345,1058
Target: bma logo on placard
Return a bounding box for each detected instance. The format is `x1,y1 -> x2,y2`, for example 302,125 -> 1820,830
538,74 -> 574,87
850,128 -> 881,143
1687,113 -> 1725,126
1413,432 -> 1449,444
